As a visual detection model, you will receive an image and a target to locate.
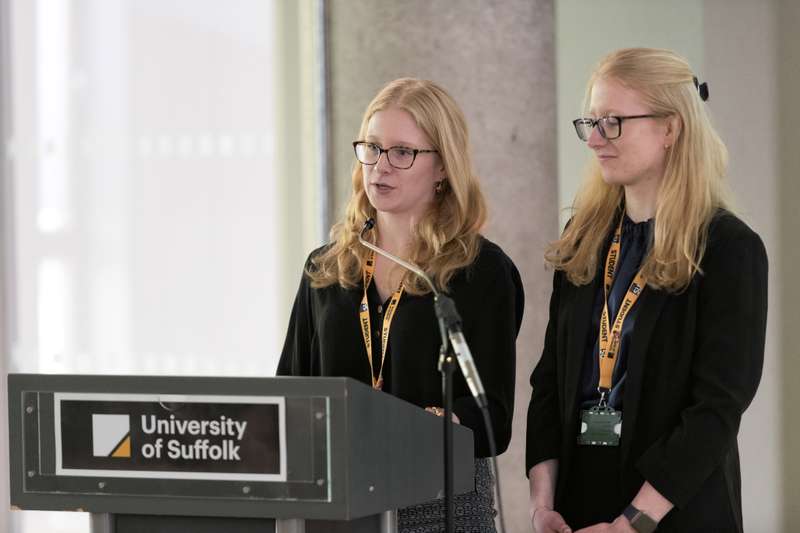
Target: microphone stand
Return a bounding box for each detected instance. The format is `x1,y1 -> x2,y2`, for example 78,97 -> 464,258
436,308 -> 456,533
358,220 -> 460,533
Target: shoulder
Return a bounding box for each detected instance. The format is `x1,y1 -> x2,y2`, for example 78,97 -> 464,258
303,243 -> 335,273
705,210 -> 767,261
460,236 -> 524,296
471,237 -> 520,277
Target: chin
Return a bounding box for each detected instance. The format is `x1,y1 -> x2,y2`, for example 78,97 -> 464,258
600,172 -> 624,186
600,171 -> 636,188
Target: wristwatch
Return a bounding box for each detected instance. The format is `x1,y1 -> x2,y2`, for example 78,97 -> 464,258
623,504 -> 658,533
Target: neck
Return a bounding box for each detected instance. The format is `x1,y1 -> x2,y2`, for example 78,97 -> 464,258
374,212 -> 414,255
624,179 -> 659,223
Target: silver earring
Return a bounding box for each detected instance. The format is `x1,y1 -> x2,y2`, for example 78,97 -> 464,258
435,180 -> 444,194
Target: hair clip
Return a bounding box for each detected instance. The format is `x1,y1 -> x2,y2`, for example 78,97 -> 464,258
692,76 -> 709,102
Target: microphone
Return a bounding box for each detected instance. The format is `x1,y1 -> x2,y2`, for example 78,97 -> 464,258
358,218 -> 487,407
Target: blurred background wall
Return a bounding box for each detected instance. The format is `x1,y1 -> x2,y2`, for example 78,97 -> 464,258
1,1 -> 797,532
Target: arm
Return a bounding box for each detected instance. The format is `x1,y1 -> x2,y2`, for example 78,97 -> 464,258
276,267 -> 315,376
527,271 -> 572,532
529,457 -> 558,513
452,250 -> 524,457
635,226 -> 768,510
530,459 -> 573,533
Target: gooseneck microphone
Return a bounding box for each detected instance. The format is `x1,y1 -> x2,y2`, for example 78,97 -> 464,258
358,218 -> 487,407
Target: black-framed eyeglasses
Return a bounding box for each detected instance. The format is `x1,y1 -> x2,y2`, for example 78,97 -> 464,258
352,141 -> 438,170
572,115 -> 661,141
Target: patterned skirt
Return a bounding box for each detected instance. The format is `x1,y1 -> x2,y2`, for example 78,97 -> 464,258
397,458 -> 497,533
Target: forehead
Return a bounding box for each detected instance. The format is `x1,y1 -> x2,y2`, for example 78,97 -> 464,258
365,107 -> 430,146
589,78 -> 650,116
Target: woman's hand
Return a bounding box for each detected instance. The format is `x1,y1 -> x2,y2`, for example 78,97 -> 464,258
424,406 -> 460,424
531,506 -> 572,533
574,515 -> 635,533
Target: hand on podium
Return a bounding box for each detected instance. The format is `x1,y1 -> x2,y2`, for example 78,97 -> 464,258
425,406 -> 460,424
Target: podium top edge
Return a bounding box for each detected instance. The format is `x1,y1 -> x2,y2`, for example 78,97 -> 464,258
6,374 -> 372,396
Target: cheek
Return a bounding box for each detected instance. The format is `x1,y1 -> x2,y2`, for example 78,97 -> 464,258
620,139 -> 665,170
639,144 -> 667,170
415,170 -> 437,192
361,164 -> 373,185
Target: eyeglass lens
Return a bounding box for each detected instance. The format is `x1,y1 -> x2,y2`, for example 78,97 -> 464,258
575,117 -> 621,141
355,143 -> 416,169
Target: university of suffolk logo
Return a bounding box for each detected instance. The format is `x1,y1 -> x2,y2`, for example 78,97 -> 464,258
92,414 -> 132,458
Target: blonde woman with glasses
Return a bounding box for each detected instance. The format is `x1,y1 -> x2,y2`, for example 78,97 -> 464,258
278,78 -> 524,532
526,48 -> 767,533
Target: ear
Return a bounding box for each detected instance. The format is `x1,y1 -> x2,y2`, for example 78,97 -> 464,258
664,114 -> 682,145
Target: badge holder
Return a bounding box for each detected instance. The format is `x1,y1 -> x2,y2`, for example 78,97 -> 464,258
577,392 -> 622,446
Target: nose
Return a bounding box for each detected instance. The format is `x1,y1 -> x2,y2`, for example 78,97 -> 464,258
374,150 -> 392,173
586,124 -> 607,149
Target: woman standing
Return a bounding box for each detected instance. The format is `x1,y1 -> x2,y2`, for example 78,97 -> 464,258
279,78 -> 524,532
526,48 -> 767,533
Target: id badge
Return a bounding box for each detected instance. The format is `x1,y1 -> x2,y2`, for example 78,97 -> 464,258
577,405 -> 622,446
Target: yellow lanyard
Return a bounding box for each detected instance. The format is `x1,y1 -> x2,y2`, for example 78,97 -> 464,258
598,216 -> 647,393
360,251 -> 404,390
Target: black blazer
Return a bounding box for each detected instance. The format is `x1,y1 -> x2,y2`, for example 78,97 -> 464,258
526,212 -> 768,532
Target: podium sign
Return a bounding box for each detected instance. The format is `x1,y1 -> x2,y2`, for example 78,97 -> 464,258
9,374 -> 474,524
54,393 -> 286,481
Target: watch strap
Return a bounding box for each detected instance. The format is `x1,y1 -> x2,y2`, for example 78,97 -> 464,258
623,504 -> 658,533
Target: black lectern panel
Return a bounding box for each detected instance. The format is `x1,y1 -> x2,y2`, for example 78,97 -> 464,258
8,374 -> 474,522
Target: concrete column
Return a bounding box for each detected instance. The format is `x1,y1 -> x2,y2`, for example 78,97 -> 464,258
776,1 -> 800,530
326,2 -> 556,531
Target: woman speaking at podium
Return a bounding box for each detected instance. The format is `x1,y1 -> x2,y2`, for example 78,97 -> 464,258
526,48 -> 767,533
277,77 -> 524,532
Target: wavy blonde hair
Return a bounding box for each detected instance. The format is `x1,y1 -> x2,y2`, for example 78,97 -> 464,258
308,78 -> 487,294
547,48 -> 732,292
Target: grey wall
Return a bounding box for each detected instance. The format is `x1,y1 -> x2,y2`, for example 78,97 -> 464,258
326,2 -> 556,531
777,0 -> 800,529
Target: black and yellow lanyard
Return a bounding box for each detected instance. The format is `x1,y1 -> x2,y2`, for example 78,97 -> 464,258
359,251 -> 404,390
597,215 -> 647,402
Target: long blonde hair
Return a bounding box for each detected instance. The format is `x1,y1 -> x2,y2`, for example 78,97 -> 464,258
547,48 -> 731,292
308,78 -> 487,294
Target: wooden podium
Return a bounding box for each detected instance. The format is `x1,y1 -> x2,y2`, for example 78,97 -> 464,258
8,374 -> 474,532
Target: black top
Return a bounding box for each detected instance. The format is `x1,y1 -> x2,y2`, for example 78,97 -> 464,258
580,214 -> 653,409
277,237 -> 525,457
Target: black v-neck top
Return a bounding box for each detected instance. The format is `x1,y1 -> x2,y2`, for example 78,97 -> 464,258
277,237 -> 525,457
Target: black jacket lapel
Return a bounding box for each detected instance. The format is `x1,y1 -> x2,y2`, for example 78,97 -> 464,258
562,278 -> 597,442
620,288 -> 668,467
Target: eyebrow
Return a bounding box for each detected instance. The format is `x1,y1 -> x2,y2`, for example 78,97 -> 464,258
587,109 -> 625,117
364,136 -> 418,147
